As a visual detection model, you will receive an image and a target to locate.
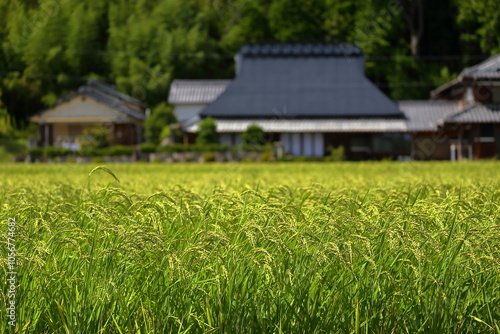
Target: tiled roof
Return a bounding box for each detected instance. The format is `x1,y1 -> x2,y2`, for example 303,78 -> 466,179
183,118 -> 407,133
74,84 -> 145,120
84,79 -> 145,106
466,72 -> 500,79
239,43 -> 363,58
168,80 -> 231,104
201,44 -> 403,119
445,104 -> 500,123
33,80 -> 146,122
462,54 -> 500,79
399,100 -> 500,128
182,101 -> 500,133
432,54 -> 500,98
398,101 -> 459,131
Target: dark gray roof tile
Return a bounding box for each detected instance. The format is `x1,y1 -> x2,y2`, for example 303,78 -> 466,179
462,54 -> 500,77
168,80 -> 231,104
239,43 -> 363,58
432,54 -> 500,98
445,104 -> 500,123
398,101 -> 459,131
85,80 -> 145,106
202,44 -> 400,119
56,80 -> 145,120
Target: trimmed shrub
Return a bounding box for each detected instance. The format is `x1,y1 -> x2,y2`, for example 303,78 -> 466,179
260,151 -> 273,162
157,144 -> 230,153
196,117 -> 217,144
44,147 -> 74,158
28,147 -> 44,159
139,142 -> 157,153
242,125 -> 267,146
105,145 -> 134,157
144,103 -> 176,143
240,143 -> 274,152
327,145 -> 346,161
201,152 -> 216,162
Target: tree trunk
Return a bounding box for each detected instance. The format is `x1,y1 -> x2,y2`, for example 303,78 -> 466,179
400,0 -> 424,57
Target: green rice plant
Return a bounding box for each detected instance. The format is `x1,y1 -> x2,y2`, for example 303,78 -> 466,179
0,162 -> 498,333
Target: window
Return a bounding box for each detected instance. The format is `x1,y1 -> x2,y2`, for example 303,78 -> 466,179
351,136 -> 371,153
373,133 -> 411,152
480,123 -> 494,138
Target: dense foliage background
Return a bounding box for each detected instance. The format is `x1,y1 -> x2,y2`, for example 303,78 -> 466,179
0,0 -> 498,124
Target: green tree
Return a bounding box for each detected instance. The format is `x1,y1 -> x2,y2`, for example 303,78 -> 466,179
219,0 -> 272,54
268,0 -> 326,41
80,125 -> 111,149
144,103 -> 177,144
196,116 -> 218,144
0,0 -> 498,130
242,124 -> 267,146
65,2 -> 108,76
454,0 -> 500,55
0,89 -> 13,137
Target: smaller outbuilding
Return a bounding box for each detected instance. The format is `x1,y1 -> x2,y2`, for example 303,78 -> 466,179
30,80 -> 146,148
430,53 -> 500,159
168,80 -> 231,122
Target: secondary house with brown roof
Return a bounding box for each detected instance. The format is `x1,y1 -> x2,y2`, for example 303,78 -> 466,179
30,80 -> 146,149
430,54 -> 500,159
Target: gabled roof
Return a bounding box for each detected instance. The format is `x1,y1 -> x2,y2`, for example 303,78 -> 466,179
31,80 -> 145,123
432,54 -> 500,98
168,80 -> 231,104
200,43 -> 403,119
444,104 -> 500,123
399,100 -> 500,129
84,79 -> 145,107
461,54 -> 500,79
398,101 -> 459,131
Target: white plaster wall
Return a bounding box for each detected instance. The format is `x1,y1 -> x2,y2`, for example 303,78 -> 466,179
292,133 -> 301,156
313,133 -> 324,157
303,133 -> 313,156
281,133 -> 291,154
174,104 -> 206,122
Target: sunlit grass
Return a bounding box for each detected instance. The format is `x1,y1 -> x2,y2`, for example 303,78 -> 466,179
1,162 -> 499,333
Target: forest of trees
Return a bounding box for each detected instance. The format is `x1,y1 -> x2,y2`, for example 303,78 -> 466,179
0,0 -> 499,126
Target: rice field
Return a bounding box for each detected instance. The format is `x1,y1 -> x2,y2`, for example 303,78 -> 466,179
1,162 -> 499,333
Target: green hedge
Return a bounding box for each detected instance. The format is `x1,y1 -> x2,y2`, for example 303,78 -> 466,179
27,147 -> 44,159
28,143 -> 280,159
103,145 -> 134,157
155,143 -> 277,153
156,143 -> 230,153
29,146 -> 135,158
139,142 -> 157,153
80,146 -> 135,157
238,143 -> 274,152
28,147 -> 74,158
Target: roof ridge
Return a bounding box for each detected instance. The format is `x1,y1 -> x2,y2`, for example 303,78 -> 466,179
462,53 -> 500,75
85,79 -> 144,106
239,43 -> 363,58
445,103 -> 480,121
398,100 -> 459,104
172,79 -> 232,82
